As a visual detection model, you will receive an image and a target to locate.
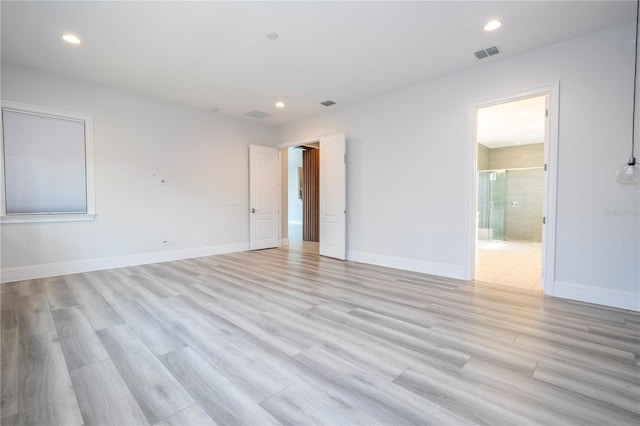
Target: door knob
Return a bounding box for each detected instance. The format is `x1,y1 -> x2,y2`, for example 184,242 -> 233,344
251,208 -> 256,213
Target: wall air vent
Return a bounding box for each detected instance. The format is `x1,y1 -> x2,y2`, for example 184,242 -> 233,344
321,100 -> 336,107
474,45 -> 501,60
244,110 -> 271,119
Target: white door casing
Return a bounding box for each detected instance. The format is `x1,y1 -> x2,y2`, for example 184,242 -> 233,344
319,132 -> 347,260
465,83 -> 559,294
249,145 -> 279,250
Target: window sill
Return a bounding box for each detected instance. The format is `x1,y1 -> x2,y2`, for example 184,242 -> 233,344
0,213 -> 96,224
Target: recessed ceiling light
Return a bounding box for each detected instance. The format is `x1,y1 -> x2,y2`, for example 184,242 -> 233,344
275,102 -> 285,108
515,140 -> 521,144
62,33 -> 81,45
266,32 -> 279,40
483,20 -> 502,32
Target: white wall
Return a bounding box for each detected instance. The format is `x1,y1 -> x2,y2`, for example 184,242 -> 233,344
1,63 -> 277,280
277,22 -> 640,311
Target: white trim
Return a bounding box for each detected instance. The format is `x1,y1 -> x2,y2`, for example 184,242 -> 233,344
277,136 -> 322,149
553,281 -> 640,312
0,242 -> 248,283
1,213 -> 96,223
464,100 -> 478,280
542,84 -> 560,295
1,100 -> 96,220
347,250 -> 466,280
277,150 -> 282,248
465,83 -> 560,295
277,134 -> 323,249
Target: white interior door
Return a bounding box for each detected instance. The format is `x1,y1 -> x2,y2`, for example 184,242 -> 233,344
249,145 -> 279,250
319,132 -> 346,259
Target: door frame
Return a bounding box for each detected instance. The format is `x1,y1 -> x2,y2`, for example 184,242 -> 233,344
464,83 -> 559,294
278,134 -> 347,259
279,137 -> 322,248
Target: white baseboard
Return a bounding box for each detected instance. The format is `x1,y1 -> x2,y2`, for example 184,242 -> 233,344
0,242 -> 249,283
553,280 -> 640,312
347,250 -> 465,280
6,245 -> 637,313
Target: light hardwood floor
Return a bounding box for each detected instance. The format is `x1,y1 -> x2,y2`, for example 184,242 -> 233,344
1,247 -> 639,425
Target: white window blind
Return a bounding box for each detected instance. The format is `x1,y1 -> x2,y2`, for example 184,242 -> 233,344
1,102 -> 95,222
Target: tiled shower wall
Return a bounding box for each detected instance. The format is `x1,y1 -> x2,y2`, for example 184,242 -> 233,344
505,168 -> 544,242
478,143 -> 544,242
479,143 -> 544,171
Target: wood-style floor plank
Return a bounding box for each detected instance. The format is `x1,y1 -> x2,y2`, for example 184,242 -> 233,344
17,329 -> 83,426
70,359 -> 150,426
152,403 -> 216,426
44,278 -> 78,311
533,361 -> 640,415
1,283 -> 20,330
394,367 -> 538,424
1,247 -> 639,425
260,384 -> 390,426
295,346 -> 474,425
106,296 -> 186,356
1,327 -> 19,419
18,293 -> 56,337
161,309 -> 289,404
64,274 -> 124,331
97,324 -> 194,424
462,357 -> 640,425
161,347 -> 280,426
51,306 -> 110,370
18,279 -> 46,297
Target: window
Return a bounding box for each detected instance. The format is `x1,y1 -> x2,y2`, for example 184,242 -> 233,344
1,101 -> 95,223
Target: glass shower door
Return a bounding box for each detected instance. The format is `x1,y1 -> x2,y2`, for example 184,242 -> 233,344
478,170 -> 506,240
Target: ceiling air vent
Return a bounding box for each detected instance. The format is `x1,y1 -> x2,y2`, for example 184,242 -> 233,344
321,100 -> 336,107
244,110 -> 271,119
474,45 -> 501,60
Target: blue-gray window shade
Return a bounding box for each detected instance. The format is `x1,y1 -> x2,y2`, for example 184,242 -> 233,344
2,109 -> 87,214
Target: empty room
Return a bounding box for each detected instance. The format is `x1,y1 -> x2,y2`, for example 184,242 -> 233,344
1,1 -> 639,425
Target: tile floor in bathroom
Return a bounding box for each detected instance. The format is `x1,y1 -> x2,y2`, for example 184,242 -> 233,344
475,240 -> 542,291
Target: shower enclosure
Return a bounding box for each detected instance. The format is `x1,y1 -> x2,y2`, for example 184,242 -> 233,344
477,168 -> 544,242
477,170 -> 506,240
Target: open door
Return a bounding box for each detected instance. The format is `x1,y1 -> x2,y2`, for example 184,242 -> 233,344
319,132 -> 346,259
249,145 -> 279,250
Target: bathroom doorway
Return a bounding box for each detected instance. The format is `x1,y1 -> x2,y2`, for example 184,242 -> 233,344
476,168 -> 544,290
472,90 -> 557,292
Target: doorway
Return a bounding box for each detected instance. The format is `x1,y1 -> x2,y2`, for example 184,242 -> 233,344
476,167 -> 544,290
468,86 -> 559,293
278,132 -> 347,260
287,145 -> 320,254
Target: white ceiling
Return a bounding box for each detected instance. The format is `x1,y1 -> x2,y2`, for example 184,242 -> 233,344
0,1 -> 635,126
477,95 -> 547,149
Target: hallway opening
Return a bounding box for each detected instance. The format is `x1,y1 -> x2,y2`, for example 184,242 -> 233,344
287,145 -> 319,255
